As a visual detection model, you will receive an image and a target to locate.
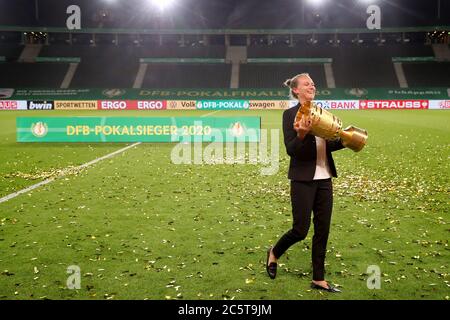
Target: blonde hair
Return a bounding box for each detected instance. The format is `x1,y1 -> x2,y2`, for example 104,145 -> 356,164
283,73 -> 311,99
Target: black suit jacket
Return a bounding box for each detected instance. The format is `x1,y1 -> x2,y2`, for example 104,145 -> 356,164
283,103 -> 345,181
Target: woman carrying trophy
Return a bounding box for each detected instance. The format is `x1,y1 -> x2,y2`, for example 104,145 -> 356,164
265,73 -> 368,293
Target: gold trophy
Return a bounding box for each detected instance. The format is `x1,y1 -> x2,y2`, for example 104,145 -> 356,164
294,101 -> 368,152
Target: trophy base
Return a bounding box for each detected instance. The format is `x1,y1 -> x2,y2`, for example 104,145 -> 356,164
339,126 -> 368,152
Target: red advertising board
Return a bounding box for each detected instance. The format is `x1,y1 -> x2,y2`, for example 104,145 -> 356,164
98,100 -> 167,110
0,100 -> 18,110
136,100 -> 167,110
359,100 -> 429,109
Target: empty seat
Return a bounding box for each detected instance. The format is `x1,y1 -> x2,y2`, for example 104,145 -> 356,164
239,63 -> 326,88
403,62 -> 450,87
142,63 -> 231,88
0,62 -> 68,87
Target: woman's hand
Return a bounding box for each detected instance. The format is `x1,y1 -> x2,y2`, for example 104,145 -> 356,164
294,115 -> 313,140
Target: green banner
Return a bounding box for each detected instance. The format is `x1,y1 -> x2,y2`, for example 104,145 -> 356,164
392,56 -> 437,63
35,57 -> 81,63
3,87 -> 449,101
247,58 -> 332,63
17,117 -> 261,143
139,58 -> 226,63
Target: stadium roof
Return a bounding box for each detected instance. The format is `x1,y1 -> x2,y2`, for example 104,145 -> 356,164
1,0 -> 449,30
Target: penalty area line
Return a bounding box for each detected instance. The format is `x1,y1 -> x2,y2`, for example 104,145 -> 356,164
0,142 -> 141,204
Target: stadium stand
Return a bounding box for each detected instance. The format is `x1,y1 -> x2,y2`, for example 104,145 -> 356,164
66,45 -> 140,88
2,0 -> 448,91
1,41 -> 448,88
0,5 -> 448,92
142,63 -> 231,88
135,45 -> 226,59
403,62 -> 450,86
247,43 -> 434,59
0,61 -> 68,87
0,43 -> 24,60
239,63 -> 326,88
39,44 -> 226,59
37,44 -> 229,88
71,57 -> 138,88
331,45 -> 399,87
244,44 -> 436,88
381,44 -> 435,57
248,45 -> 338,59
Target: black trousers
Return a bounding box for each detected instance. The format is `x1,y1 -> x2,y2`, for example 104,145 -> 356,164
272,178 -> 333,281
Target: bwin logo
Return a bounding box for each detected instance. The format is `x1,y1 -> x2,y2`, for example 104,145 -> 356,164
28,101 -> 53,110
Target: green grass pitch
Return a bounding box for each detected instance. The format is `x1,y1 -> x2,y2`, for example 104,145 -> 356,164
0,109 -> 448,300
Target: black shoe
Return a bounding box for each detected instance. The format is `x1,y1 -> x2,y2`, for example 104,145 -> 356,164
311,282 -> 341,293
266,247 -> 277,279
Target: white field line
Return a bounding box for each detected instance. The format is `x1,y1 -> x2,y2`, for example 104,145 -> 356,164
0,142 -> 141,204
201,110 -> 221,117
0,110 -> 222,204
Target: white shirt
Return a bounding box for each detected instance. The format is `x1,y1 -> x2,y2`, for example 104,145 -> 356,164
313,136 -> 332,180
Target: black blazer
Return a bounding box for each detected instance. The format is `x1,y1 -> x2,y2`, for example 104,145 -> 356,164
283,103 -> 345,181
